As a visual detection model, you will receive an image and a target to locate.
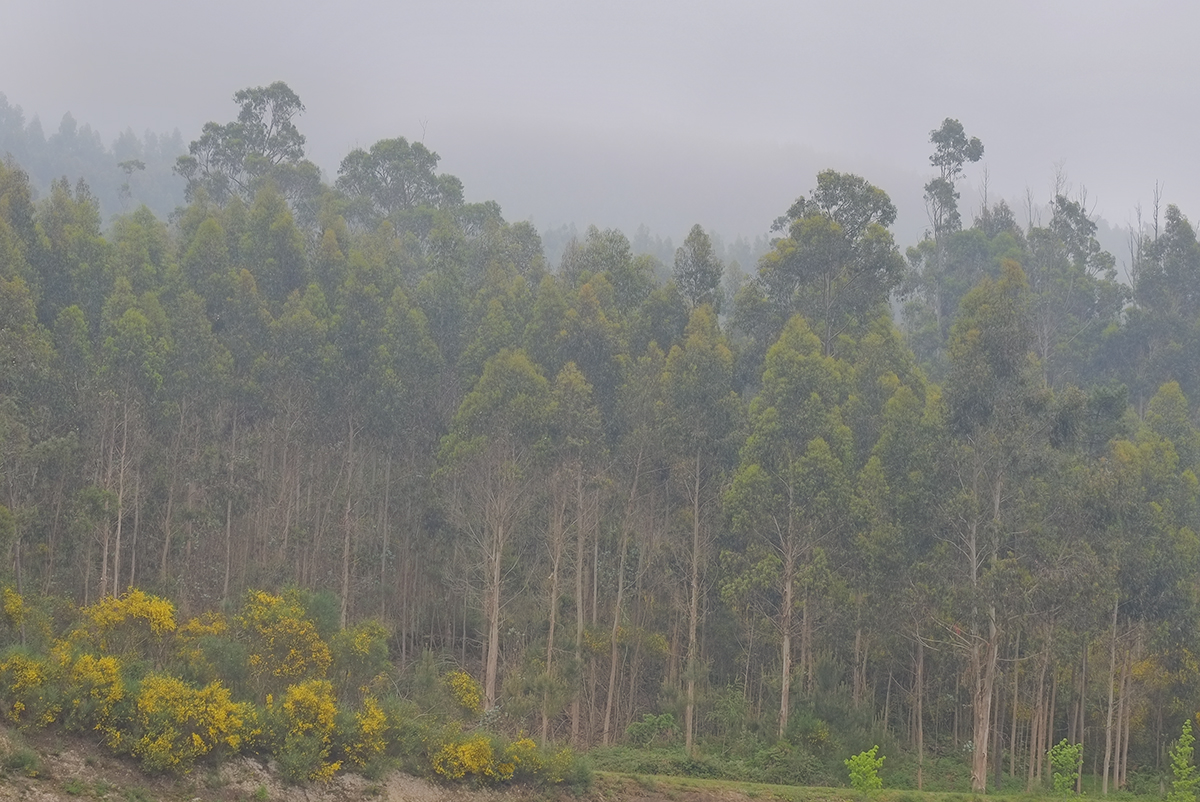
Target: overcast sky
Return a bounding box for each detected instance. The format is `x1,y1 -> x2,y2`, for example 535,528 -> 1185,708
4,0 -> 1196,250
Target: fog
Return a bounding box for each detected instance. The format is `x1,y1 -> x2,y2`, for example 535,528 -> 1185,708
4,0 -> 1196,250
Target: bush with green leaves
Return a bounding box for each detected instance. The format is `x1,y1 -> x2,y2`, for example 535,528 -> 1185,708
625,712 -> 680,746
1169,719 -> 1200,802
1047,739 -> 1082,795
845,744 -> 884,792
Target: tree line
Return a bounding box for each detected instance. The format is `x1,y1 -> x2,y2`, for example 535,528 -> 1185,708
3,84 -> 1200,792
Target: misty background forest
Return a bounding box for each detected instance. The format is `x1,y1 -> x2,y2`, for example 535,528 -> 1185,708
2,80 -> 1200,793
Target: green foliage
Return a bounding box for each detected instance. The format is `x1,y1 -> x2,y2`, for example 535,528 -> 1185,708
1170,719 -> 1199,802
1,744 -> 41,777
1047,739 -> 1082,795
626,712 -> 680,746
845,745 -> 884,792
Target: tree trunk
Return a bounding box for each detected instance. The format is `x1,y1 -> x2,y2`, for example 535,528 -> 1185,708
1102,597 -> 1118,795
603,455 -> 641,744
543,478 -> 566,742
339,416 -> 355,629
916,635 -> 925,790
684,448 -> 701,756
779,552 -> 794,738
571,462 -> 585,746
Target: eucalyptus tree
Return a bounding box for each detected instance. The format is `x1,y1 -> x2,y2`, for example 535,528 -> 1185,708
925,118 -> 984,237
662,305 -> 740,753
1024,195 -> 1126,386
336,137 -> 464,231
941,260 -> 1045,792
724,314 -> 850,736
176,82 -> 320,208
439,348 -> 552,709
743,170 -> 904,360
674,224 -> 723,311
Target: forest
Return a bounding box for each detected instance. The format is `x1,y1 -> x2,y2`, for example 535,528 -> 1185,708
2,81 -> 1200,793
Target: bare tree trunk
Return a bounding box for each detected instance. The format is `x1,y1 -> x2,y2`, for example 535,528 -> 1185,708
222,411 -> 237,602
1077,646 -> 1087,794
779,552 -> 794,738
571,463 -> 585,746
484,519 -> 503,709
1011,629 -> 1020,779
1028,646 -> 1047,791
340,416 -> 355,629
916,636 -> 925,790
129,470 -> 140,587
684,448 -> 701,756
543,479 -> 566,743
603,456 -> 641,744
1102,597 -> 1118,795
112,398 -> 130,597
379,450 -> 392,620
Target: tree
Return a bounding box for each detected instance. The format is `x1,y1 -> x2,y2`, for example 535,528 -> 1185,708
336,137 -> 463,230
176,82 -> 318,206
439,348 -> 551,709
925,118 -> 984,236
751,170 -> 904,356
662,306 -> 739,753
1025,195 -> 1126,385
674,224 -> 723,311
724,315 -> 850,736
941,260 -> 1042,793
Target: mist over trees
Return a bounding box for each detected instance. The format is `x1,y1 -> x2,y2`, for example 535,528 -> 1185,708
4,87 -> 1200,793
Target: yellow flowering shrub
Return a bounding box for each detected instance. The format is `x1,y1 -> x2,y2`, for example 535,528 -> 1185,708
79,590 -> 176,660
131,673 -> 255,773
84,589 -> 176,635
276,679 -> 341,782
63,652 -> 125,734
2,587 -> 25,630
237,591 -> 331,692
505,736 -> 540,780
343,695 -> 387,767
0,651 -> 59,726
444,670 -> 482,715
432,733 -> 516,783
178,612 -> 228,639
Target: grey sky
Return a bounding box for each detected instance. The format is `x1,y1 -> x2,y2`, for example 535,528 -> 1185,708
4,0 -> 1196,250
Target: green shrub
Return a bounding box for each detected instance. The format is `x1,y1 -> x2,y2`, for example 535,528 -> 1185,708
1170,719 -> 1199,802
1047,738 -> 1082,795
846,744 -> 885,791
1,744 -> 41,777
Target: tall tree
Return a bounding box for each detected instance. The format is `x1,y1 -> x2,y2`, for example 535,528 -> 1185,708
439,348 -> 551,709
925,118 -> 984,237
674,224 -> 723,311
942,260 -> 1042,792
176,82 -> 319,206
725,314 -> 851,735
748,170 -> 904,357
662,305 -> 739,753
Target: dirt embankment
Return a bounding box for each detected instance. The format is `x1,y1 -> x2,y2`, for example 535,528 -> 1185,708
0,725 -> 766,802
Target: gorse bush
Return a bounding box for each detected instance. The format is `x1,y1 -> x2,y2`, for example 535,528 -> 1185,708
444,669 -> 483,716
130,673 -> 256,773
0,650 -> 57,726
236,590 -> 332,695
276,678 -> 341,781
0,587 -> 577,786
60,652 -> 124,735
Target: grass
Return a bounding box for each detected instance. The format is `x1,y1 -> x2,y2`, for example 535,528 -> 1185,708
593,768 -> 1168,802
